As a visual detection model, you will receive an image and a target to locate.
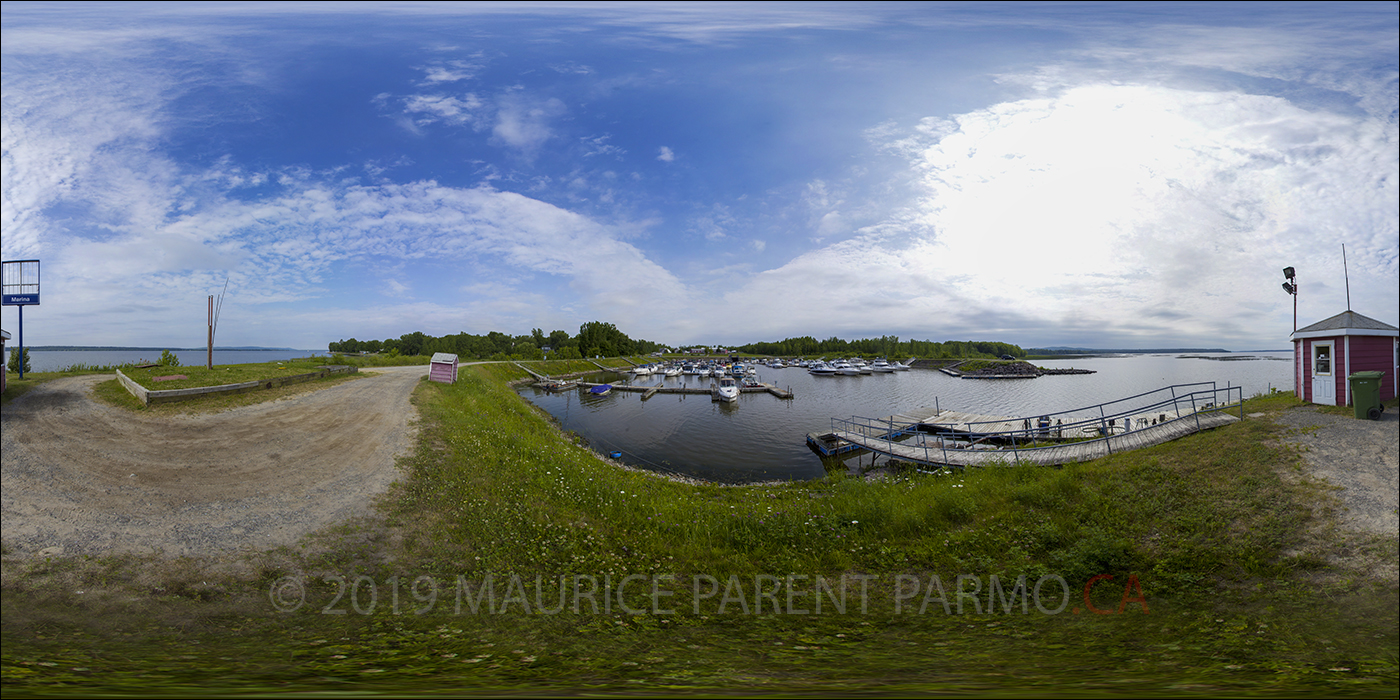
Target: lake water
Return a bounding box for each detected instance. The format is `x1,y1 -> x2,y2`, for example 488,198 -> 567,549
518,353 -> 1294,483
7,348 -> 326,372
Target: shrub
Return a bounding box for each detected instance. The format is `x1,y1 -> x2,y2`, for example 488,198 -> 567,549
7,347 -> 32,374
158,349 -> 181,367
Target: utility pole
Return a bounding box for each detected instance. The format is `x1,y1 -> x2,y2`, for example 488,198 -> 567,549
207,294 -> 214,369
207,277 -> 229,370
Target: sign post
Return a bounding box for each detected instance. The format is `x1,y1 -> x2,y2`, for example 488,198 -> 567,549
1,260 -> 41,379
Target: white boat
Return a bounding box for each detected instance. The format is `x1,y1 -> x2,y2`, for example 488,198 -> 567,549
890,360 -> 912,371
664,366 -> 681,377
632,365 -> 652,376
714,376 -> 739,402
808,362 -> 838,376
870,359 -> 896,373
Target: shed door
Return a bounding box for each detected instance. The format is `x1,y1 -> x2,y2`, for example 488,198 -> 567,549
1312,341 -> 1335,403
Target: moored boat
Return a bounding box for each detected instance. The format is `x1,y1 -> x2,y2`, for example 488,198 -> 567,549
713,376 -> 739,402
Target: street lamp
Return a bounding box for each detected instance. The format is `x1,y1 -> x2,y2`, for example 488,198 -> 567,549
1281,267 -> 1297,333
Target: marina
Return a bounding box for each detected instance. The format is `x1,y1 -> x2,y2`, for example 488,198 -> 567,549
517,352 -> 1291,483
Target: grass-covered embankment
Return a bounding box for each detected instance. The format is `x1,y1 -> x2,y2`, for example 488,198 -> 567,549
2,368 -> 1396,696
119,356 -> 349,391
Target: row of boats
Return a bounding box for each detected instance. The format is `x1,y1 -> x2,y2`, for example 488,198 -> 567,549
628,361 -> 759,378
806,358 -> 912,375
628,357 -> 912,378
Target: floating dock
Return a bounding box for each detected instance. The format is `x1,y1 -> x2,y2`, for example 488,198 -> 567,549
830,413 -> 1238,467
819,382 -> 1245,468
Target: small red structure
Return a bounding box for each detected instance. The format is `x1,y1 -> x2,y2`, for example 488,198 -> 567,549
1,328 -> 9,394
1291,310 -> 1398,406
429,352 -> 459,384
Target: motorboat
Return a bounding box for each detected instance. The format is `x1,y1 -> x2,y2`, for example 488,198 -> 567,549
870,359 -> 896,373
664,366 -> 681,377
714,376 -> 739,402
632,365 -> 652,376
890,360 -> 912,371
808,362 -> 838,376
833,360 -> 860,376
589,384 -> 613,395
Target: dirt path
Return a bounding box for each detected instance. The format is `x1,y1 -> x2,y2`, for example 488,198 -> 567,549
1274,405 -> 1399,536
1,366 -> 427,557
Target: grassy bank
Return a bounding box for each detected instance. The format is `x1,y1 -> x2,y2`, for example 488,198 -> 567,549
2,367 -> 1396,695
119,356 -> 351,391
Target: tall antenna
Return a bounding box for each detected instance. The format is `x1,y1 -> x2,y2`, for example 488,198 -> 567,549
1342,244 -> 1351,311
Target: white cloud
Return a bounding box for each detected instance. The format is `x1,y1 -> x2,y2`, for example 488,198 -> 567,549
657,146 -> 675,162
492,94 -> 566,153
581,134 -> 624,158
383,279 -> 411,297
709,83 -> 1398,347
418,58 -> 485,84
402,93 -> 487,128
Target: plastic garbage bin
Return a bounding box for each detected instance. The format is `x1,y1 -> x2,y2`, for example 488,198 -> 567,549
1348,371 -> 1385,420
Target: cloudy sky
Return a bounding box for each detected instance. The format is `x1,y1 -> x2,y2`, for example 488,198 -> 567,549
2,2 -> 1396,351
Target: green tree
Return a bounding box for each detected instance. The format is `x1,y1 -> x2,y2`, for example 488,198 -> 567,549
7,347 -> 31,374
158,349 -> 181,367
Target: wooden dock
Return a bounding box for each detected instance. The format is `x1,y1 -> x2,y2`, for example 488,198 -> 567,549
830,412 -> 1239,467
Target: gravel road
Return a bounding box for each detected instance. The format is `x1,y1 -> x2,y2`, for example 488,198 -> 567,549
1,366 -> 427,557
1274,405 -> 1399,536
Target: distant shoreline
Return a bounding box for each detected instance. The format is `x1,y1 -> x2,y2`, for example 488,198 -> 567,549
16,346 -> 312,352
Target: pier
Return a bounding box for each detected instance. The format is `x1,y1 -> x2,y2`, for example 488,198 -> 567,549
819,382 -> 1245,468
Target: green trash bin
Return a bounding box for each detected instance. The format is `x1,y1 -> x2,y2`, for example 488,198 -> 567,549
1348,371 -> 1385,420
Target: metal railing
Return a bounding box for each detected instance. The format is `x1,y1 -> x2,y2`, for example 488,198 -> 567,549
830,382 -> 1245,467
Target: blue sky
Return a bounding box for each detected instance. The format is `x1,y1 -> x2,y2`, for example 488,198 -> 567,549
2,2 -> 1396,350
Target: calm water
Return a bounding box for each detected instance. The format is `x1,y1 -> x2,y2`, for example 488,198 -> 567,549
7,348 -> 326,372
519,353 -> 1294,483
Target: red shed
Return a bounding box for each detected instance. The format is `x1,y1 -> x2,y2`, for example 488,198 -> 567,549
1,328 -> 9,394
1291,310 -> 1398,406
429,352 -> 459,384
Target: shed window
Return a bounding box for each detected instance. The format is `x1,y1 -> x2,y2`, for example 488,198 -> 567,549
1313,343 -> 1332,376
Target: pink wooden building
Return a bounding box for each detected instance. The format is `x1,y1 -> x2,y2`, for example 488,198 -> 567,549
1291,310 -> 1398,406
429,352 -> 459,384
1,329 -> 9,394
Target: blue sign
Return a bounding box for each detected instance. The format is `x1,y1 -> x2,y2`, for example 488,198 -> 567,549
2,294 -> 39,306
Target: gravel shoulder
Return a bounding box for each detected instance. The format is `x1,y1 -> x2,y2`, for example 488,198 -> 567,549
1,366 -> 428,557
1273,405 -> 1399,537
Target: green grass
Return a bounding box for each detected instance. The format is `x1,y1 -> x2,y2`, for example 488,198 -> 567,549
2,366 -> 1396,696
91,373 -> 367,414
118,356 -> 352,391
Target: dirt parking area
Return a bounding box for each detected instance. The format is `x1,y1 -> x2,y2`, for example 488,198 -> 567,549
1,366 -> 427,557
1274,405 -> 1399,537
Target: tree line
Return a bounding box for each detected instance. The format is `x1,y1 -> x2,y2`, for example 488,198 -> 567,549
735,335 -> 1024,359
327,321 -> 664,360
